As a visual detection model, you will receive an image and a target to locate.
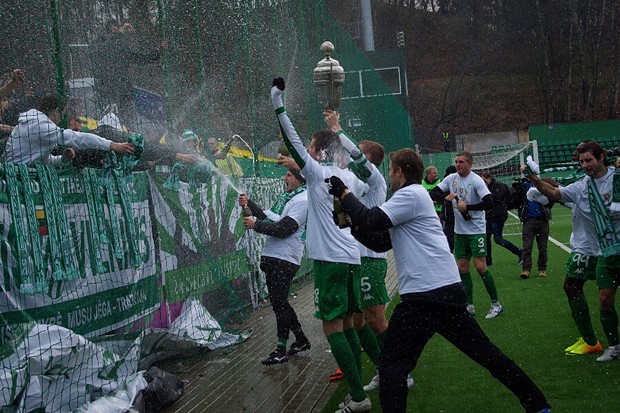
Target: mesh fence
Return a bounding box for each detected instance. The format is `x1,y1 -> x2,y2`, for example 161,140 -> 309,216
0,1 -> 414,411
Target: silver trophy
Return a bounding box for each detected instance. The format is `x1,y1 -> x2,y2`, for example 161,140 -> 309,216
312,41 -> 345,109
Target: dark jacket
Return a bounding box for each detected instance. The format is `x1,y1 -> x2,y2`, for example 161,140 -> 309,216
486,179 -> 511,222
72,124 -> 131,168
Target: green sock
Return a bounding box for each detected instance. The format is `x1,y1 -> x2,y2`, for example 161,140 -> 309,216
357,324 -> 381,367
277,337 -> 288,348
480,270 -> 498,302
376,330 -> 386,351
600,308 -> 620,346
327,332 -> 366,402
344,327 -> 363,376
569,297 -> 597,345
461,272 -> 473,304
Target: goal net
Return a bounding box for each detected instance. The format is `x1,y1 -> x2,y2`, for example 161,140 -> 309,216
471,141 -> 539,237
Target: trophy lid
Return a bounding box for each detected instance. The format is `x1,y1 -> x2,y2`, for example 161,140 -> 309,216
313,41 -> 344,84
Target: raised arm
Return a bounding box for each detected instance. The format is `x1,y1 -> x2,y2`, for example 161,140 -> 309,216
271,78 -> 309,170
520,163 -> 562,202
324,110 -> 371,182
0,69 -> 25,98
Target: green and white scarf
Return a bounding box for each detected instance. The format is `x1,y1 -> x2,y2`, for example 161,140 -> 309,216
268,185 -> 306,217
587,177 -> 620,257
5,164 -> 36,294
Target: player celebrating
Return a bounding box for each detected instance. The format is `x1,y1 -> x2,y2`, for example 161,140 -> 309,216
325,148 -> 551,413
431,152 -> 502,318
271,78 -> 371,412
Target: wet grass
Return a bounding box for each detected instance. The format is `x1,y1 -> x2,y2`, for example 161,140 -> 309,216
322,206 -> 620,412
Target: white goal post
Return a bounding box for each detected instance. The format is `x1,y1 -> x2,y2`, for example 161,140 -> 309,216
470,141 -> 539,237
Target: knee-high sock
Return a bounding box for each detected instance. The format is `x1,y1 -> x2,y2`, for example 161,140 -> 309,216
357,323 -> 381,368
327,332 -> 366,402
461,272 -> 473,304
480,270 -> 499,302
568,297 -> 597,345
344,327 -> 363,376
600,307 -> 620,346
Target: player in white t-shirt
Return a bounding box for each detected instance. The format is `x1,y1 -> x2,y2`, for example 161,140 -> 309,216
271,78 -> 372,412
524,140 -> 620,362
324,110 -> 413,392
561,197 -> 603,355
431,151 -> 503,319
239,168 -> 310,365
326,148 -> 550,413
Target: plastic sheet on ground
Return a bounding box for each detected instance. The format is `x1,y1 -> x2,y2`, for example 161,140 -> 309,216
1,302 -> 248,412
0,323 -> 141,412
140,298 -> 251,368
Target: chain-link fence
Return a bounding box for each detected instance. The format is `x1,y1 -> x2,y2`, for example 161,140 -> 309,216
0,1 -> 413,411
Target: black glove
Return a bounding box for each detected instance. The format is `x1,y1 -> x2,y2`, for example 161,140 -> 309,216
272,77 -> 285,91
325,176 -> 348,198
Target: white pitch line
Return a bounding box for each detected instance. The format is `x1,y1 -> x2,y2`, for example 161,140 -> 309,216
507,211 -> 571,253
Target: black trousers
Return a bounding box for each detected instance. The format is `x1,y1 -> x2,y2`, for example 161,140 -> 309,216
379,293 -> 550,413
260,256 -> 302,340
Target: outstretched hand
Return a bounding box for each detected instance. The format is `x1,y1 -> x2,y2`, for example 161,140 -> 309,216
524,155 -> 540,176
272,77 -> 285,90
323,109 -> 341,133
325,176 -> 348,198
271,78 -> 285,109
110,142 -> 135,156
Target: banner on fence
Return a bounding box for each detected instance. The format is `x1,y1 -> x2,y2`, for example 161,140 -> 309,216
0,171 -> 158,343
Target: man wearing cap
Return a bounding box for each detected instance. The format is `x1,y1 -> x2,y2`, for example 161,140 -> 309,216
238,168 -> 310,365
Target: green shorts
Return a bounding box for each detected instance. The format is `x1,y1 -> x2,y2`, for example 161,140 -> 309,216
565,253 -> 597,281
359,257 -> 390,309
454,233 -> 487,259
596,255 -> 620,289
313,260 -> 362,321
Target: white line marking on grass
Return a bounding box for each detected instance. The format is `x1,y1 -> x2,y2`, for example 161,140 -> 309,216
507,211 -> 571,253
548,235 -> 571,253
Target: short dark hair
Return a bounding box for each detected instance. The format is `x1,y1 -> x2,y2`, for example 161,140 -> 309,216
444,165 -> 457,177
456,151 -> 474,163
389,148 -> 423,184
481,172 -> 492,180
311,130 -> 342,160
574,140 -> 605,161
359,140 -> 385,166
38,94 -> 63,115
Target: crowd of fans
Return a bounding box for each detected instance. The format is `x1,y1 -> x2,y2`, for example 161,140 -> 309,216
0,68 -> 244,178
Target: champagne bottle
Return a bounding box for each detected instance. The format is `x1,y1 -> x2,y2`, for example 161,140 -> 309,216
242,204 -> 252,217
333,198 -> 352,228
452,196 -> 472,221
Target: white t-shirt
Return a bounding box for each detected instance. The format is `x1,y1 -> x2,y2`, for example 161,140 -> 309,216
276,107 -> 365,264
359,163 -> 388,259
560,167 -> 619,251
380,184 -> 460,294
564,191 -> 600,256
262,191 -> 308,265
438,172 -> 490,234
